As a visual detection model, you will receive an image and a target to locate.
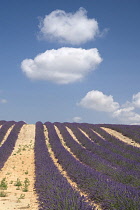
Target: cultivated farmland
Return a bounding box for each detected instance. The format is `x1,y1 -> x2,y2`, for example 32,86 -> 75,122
0,121 -> 140,210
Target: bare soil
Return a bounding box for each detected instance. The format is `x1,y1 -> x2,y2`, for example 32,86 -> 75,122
54,125 -> 102,210
2,123 -> 139,209
0,124 -> 38,210
101,127 -> 140,148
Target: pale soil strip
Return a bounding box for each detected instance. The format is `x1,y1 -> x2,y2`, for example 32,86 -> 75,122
0,125 -> 14,147
79,128 -> 91,139
53,125 -> 102,210
0,124 -> 38,210
91,129 -> 106,140
66,126 -> 84,146
55,126 -> 85,164
78,127 -> 101,145
101,127 -> 140,148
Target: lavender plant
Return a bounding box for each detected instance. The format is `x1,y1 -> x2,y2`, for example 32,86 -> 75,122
64,123 -> 140,179
55,122 -> 140,187
0,120 -> 6,126
0,121 -> 25,170
45,122 -> 140,210
34,121 -> 93,210
99,124 -> 140,144
0,121 -> 16,144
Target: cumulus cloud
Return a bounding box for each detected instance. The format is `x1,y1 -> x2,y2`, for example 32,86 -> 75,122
38,8 -> 99,45
78,90 -> 140,124
72,116 -> 82,123
113,93 -> 140,124
0,99 -> 7,104
21,47 -> 102,84
78,90 -> 119,112
132,92 -> 140,108
113,106 -> 140,124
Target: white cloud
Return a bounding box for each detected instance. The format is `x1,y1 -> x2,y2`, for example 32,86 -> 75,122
21,47 -> 102,84
78,90 -> 119,112
0,99 -> 7,104
132,92 -> 140,108
78,90 -> 140,124
113,106 -> 140,124
72,116 -> 82,123
38,8 -> 99,45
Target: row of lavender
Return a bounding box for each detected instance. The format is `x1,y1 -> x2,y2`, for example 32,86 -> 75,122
98,124 -> 140,144
89,124 -> 140,157
34,121 -> 93,210
0,121 -> 25,170
0,120 -> 6,125
79,123 -> 140,172
66,123 -> 140,173
1,120 -> 140,209
45,122 -> 140,210
55,122 -> 140,188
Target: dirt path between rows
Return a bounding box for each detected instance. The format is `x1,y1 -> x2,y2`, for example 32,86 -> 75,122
54,125 -> 102,210
0,124 -> 38,210
101,127 -> 140,148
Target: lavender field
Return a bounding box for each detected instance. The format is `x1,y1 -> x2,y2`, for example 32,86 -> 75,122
0,120 -> 140,210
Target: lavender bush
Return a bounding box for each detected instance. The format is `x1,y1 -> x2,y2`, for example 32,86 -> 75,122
55,122 -> 140,188
0,121 -> 16,144
64,123 -> 140,180
0,120 -> 6,125
45,122 -> 140,210
0,121 -> 25,170
99,124 -> 140,144
34,121 -> 93,210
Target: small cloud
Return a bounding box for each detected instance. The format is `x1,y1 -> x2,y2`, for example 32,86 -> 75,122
78,90 -> 119,112
113,106 -> 140,124
98,28 -> 109,38
132,92 -> 140,108
38,8 -> 99,45
21,47 -> 102,84
72,116 -> 82,123
112,93 -> 140,124
78,90 -> 140,124
0,99 -> 7,104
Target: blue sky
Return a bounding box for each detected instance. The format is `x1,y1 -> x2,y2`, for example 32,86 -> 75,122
0,0 -> 140,124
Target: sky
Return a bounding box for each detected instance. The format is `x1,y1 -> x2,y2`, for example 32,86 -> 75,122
0,0 -> 140,124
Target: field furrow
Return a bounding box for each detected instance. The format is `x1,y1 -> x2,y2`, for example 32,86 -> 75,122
0,121 -> 140,210
44,125 -> 99,210
90,125 -> 140,162
101,127 -> 140,148
0,124 -> 38,210
35,122 -> 93,210
57,123 -> 140,187
46,122 -> 140,209
66,123 -> 140,176
99,124 -> 140,144
77,123 -> 140,164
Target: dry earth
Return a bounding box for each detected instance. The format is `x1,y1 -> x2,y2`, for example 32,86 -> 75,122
54,125 -> 102,210
0,124 -> 38,210
101,127 -> 140,148
1,123 -> 139,210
